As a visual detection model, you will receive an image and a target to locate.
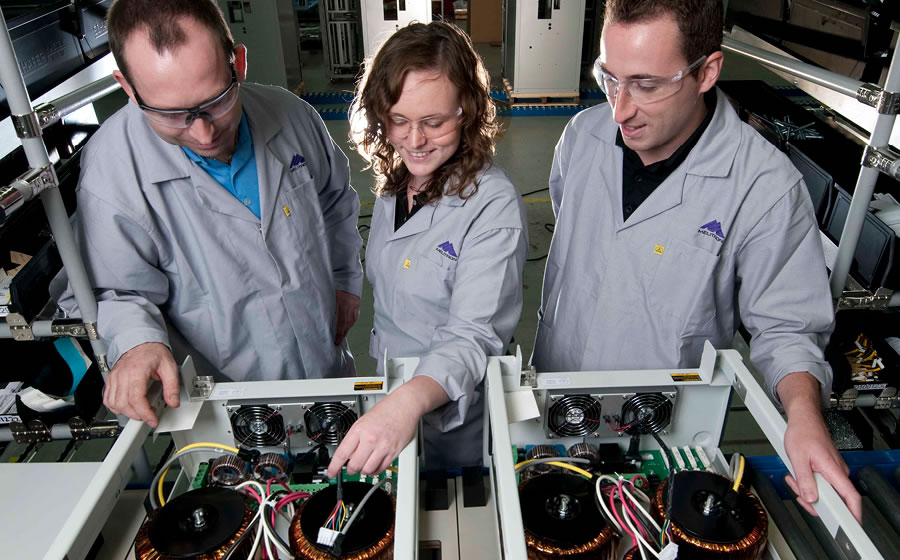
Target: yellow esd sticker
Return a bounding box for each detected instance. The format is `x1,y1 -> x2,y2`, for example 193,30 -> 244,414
354,382 -> 384,391
654,245 -> 665,255
671,373 -> 701,382
283,205 -> 292,217
403,259 -> 411,269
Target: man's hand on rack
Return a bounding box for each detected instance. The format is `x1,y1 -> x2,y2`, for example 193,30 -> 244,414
334,290 -> 360,345
778,371 -> 862,522
326,376 -> 449,478
103,342 -> 180,428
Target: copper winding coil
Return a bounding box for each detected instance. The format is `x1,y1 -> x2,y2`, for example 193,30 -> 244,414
289,491 -> 395,560
524,444 -> 561,479
524,524 -> 617,559
652,472 -> 767,560
134,503 -> 254,560
566,443 -> 599,464
253,452 -> 289,481
209,454 -> 248,486
622,546 -> 639,560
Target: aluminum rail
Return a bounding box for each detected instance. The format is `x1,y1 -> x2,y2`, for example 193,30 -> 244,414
722,36 -> 865,99
829,44 -> 900,298
0,7 -> 109,372
33,75 -> 120,129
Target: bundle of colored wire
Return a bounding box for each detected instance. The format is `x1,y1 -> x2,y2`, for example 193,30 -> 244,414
730,453 -> 745,491
594,474 -> 663,560
150,442 -> 241,509
230,479 -> 311,560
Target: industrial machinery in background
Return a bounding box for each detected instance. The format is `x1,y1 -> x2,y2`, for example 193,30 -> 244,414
484,345 -> 889,559
218,0 -> 303,91
501,0 -> 586,101
318,0 -> 364,82
360,0 -> 431,57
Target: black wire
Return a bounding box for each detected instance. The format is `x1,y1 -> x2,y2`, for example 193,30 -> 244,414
527,254 -> 548,262
651,431 -> 678,475
223,516 -> 258,560
521,187 -> 549,197
262,502 -> 294,554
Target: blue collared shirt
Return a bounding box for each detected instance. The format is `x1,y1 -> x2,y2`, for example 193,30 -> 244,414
182,113 -> 260,218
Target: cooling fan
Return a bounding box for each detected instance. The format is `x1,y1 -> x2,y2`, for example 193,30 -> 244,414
304,401 -> 358,445
619,392 -> 673,435
230,405 -> 287,449
545,394 -> 603,438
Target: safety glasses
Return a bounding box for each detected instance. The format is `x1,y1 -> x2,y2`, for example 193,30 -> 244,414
593,56 -> 707,105
133,67 -> 240,129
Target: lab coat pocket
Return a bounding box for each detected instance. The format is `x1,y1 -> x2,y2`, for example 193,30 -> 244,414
395,253 -> 455,324
649,240 -> 718,334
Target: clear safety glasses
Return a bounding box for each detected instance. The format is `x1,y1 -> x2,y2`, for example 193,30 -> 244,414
386,107 -> 463,139
593,55 -> 707,105
133,67 -> 240,129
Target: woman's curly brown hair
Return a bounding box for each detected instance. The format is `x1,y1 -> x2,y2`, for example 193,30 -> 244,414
349,21 -> 499,205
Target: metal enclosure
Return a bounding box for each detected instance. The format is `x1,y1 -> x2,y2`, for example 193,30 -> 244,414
360,0 -> 432,57
319,0 -> 364,81
502,0 -> 586,95
218,0 -> 302,90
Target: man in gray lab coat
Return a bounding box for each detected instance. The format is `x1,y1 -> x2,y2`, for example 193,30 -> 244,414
57,0 -> 363,426
532,0 -> 861,520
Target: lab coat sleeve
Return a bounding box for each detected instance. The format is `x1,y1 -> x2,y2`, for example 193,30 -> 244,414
414,206 -> 528,432
307,105 -> 364,297
735,180 -> 834,407
58,185 -> 171,369
548,120 -> 576,218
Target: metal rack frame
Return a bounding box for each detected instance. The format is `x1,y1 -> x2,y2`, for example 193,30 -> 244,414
723,29 -> 900,309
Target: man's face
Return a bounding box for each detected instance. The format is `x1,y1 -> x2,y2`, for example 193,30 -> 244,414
600,15 -> 712,165
117,17 -> 243,161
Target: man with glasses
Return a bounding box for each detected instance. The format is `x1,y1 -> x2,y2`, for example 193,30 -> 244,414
532,0 -> 862,521
56,0 -> 363,427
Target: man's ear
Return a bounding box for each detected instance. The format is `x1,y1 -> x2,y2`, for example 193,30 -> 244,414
234,44 -> 248,82
697,51 -> 724,94
113,70 -> 139,105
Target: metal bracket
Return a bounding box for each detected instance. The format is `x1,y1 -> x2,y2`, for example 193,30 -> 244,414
84,322 -> 100,341
520,365 -> 537,388
10,420 -> 52,443
862,145 -> 900,180
68,417 -> 121,440
875,387 -> 898,410
34,103 -> 61,129
11,111 -> 41,138
832,388 -> 858,411
50,321 -> 89,338
189,375 -> 215,401
856,83 -> 900,114
11,165 -> 58,199
6,313 -> 34,341
836,287 -> 893,311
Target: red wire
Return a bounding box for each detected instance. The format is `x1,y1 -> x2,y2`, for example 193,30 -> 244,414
618,479 -> 649,540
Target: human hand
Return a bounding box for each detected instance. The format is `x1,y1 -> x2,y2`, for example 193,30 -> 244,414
334,290 -> 360,345
326,386 -> 422,478
778,372 -> 862,522
103,342 -> 180,427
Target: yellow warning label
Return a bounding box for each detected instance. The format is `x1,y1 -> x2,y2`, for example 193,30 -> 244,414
283,205 -> 291,217
654,245 -> 665,255
670,373 -> 702,382
403,259 -> 411,269
354,382 -> 384,391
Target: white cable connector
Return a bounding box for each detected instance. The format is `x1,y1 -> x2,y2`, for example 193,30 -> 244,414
317,527 -> 340,546
694,446 -> 712,472
673,448 -> 686,471
682,446 -> 698,469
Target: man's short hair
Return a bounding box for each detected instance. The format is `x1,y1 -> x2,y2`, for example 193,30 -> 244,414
604,0 -> 723,64
107,0 -> 235,83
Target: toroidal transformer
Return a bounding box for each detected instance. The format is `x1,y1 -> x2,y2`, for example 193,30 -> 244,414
652,471 -> 767,559
519,472 -> 617,559
290,481 -> 394,560
134,487 -> 254,560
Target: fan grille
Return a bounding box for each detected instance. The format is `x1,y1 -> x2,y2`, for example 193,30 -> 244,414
547,395 -> 602,437
304,402 -> 357,445
230,405 -> 286,448
621,393 -> 673,435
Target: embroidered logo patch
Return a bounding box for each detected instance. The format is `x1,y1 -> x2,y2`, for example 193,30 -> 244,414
436,241 -> 458,261
289,153 -> 306,172
698,220 -> 725,242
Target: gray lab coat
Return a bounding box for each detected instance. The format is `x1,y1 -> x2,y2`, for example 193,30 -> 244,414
366,165 -> 527,467
57,84 -> 363,381
532,88 -> 834,404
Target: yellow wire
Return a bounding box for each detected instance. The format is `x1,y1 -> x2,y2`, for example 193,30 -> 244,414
514,458 -> 593,479
385,466 -> 398,473
157,442 -> 241,507
732,454 -> 745,492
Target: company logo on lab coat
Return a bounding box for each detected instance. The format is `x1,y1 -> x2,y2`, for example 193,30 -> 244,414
289,153 -> 306,172
436,241 -> 458,261
698,220 -> 725,242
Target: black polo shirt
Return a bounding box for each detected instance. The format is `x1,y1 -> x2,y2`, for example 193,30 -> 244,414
394,188 -> 425,231
617,91 -> 717,221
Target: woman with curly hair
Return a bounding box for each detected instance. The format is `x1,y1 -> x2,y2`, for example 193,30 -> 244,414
327,21 -> 527,475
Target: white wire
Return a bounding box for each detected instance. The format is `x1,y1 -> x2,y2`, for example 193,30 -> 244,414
594,475 -> 624,533
621,505 -> 661,559
245,511 -> 264,560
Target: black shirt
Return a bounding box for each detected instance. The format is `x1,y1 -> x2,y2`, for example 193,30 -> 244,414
617,90 -> 717,221
394,188 -> 425,231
